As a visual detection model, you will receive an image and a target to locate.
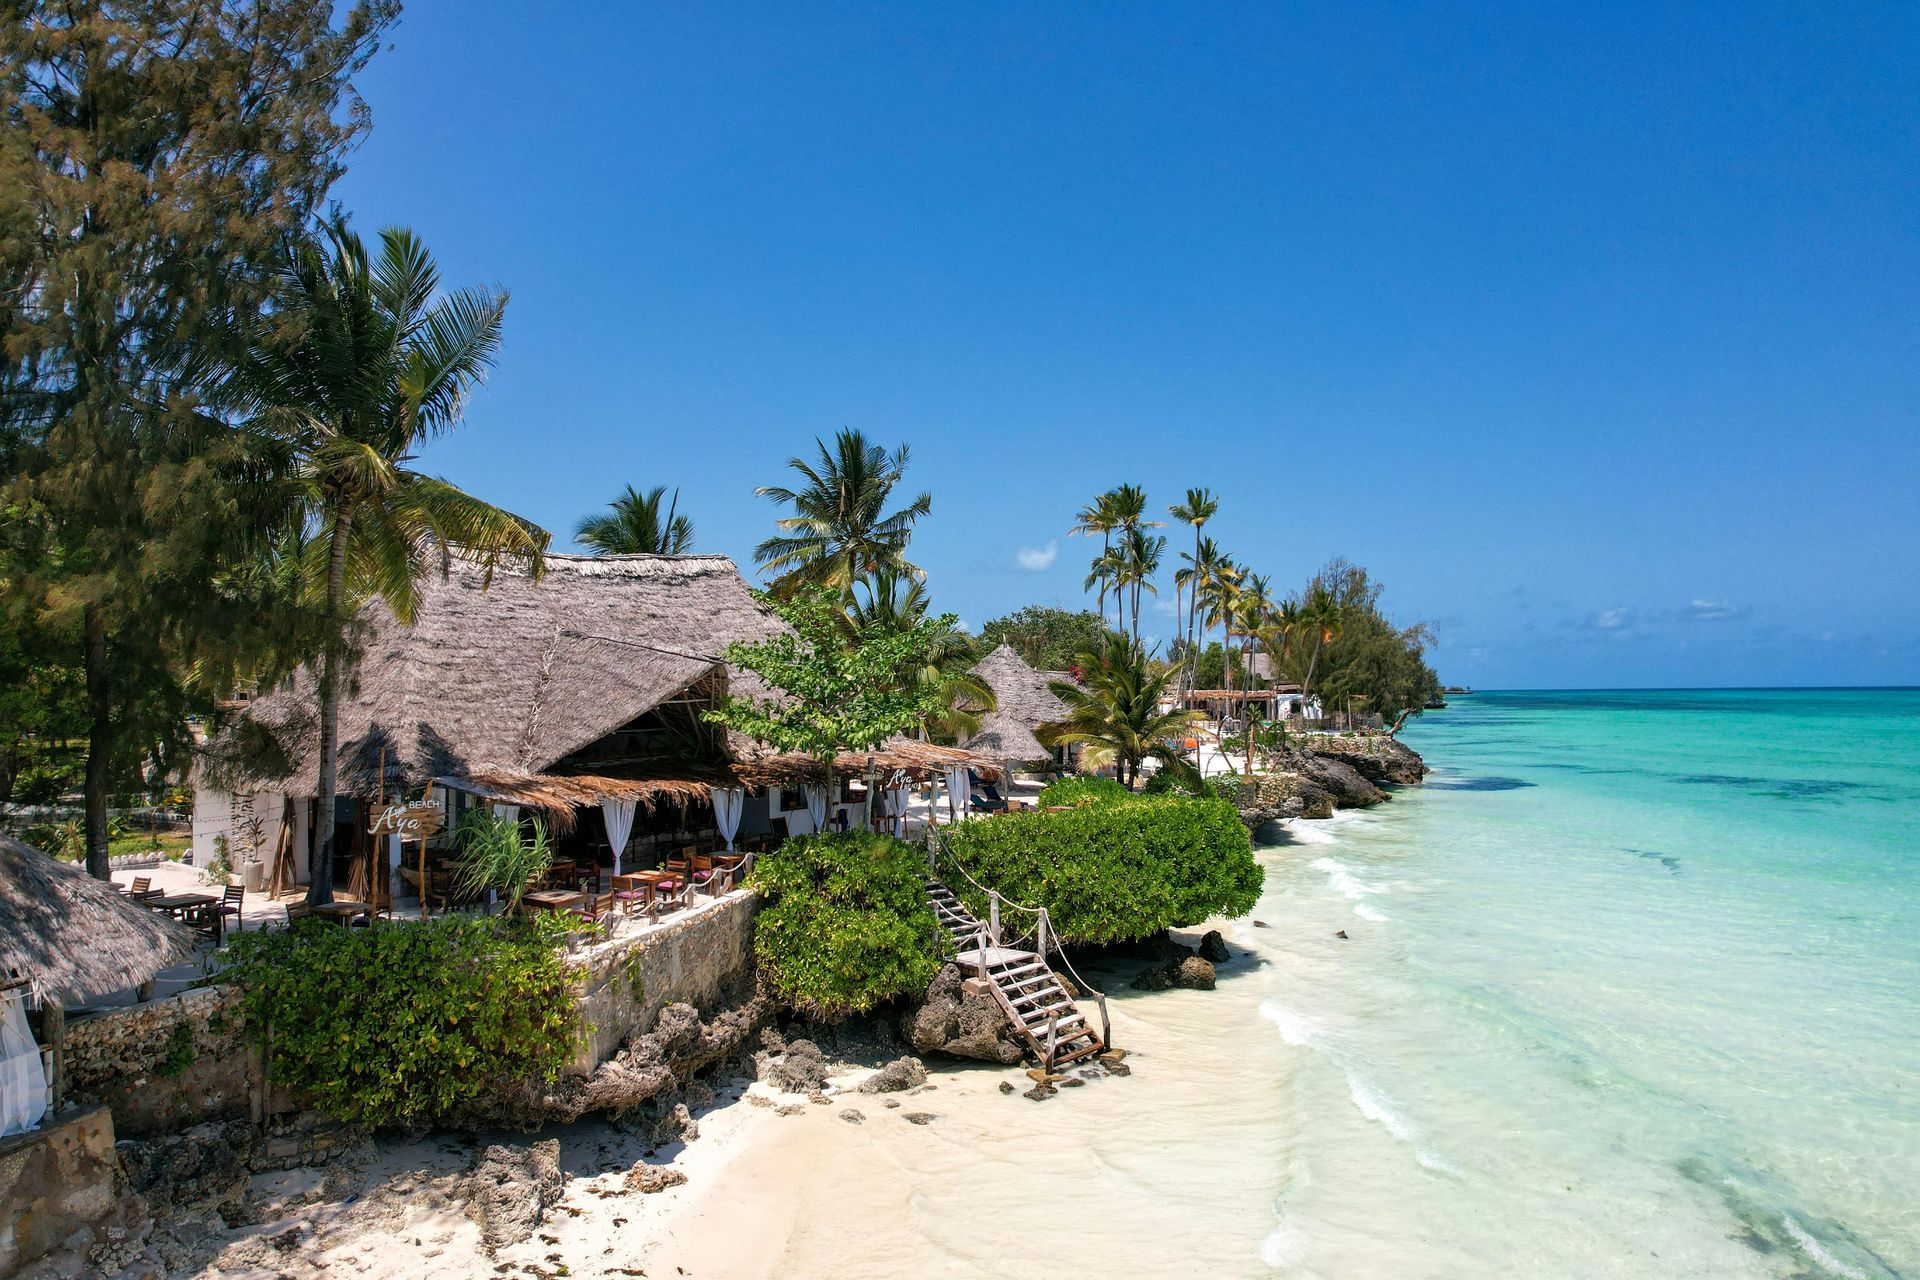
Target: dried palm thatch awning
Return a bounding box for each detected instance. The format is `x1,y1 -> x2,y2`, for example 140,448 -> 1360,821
735,738 -> 999,788
964,711 -> 1053,766
435,764 -> 738,832
0,835 -> 199,1007
1182,687 -> 1298,702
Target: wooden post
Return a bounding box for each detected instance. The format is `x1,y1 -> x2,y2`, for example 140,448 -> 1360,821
43,1000 -> 65,1113
988,892 -> 1001,947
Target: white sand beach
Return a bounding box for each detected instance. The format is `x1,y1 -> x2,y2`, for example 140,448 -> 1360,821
176,907 -> 1294,1280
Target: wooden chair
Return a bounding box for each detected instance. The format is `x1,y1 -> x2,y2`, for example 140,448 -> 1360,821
216,883 -> 246,936
285,902 -> 315,925
609,874 -> 652,916
576,891 -> 618,924
129,876 -> 153,897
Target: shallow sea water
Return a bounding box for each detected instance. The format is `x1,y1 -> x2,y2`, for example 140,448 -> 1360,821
1255,689 -> 1920,1279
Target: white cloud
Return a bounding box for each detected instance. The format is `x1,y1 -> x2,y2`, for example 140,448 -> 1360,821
1589,606 -> 1634,631
1015,540 -> 1058,572
1153,597 -> 1179,616
1686,599 -> 1742,621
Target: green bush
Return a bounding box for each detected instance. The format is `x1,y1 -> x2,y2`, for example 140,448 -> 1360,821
938,795 -> 1262,945
219,914 -> 580,1128
747,831 -> 942,1022
1143,765 -> 1244,803
1035,775 -> 1133,808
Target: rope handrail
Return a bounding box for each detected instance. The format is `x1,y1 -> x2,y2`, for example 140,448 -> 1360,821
928,828 -> 1111,1050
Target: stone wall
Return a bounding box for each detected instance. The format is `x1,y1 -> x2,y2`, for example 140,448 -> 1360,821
61,986 -> 261,1140
568,889 -> 759,1073
0,1104 -> 119,1276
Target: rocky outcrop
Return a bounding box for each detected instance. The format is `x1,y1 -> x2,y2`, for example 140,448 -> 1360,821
857,1056 -> 929,1094
1129,954 -> 1217,991
449,997 -> 773,1129
1293,752 -> 1387,808
755,1036 -> 831,1093
1233,770 -> 1336,827
901,964 -> 1026,1065
463,1140 -> 565,1255
1198,930 -> 1231,963
1293,732 -> 1428,784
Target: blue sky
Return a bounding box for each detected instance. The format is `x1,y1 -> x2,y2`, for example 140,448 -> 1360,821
335,3 -> 1919,689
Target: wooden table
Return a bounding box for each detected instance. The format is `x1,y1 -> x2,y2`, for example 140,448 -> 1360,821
522,889 -> 587,913
309,899 -> 372,926
145,892 -> 221,941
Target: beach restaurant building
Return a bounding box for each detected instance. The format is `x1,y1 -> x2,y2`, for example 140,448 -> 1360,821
190,553 -> 992,894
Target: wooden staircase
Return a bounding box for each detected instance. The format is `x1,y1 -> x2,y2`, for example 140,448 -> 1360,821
926,877 -> 1107,1069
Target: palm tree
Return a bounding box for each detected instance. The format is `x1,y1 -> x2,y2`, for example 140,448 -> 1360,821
755,429 -> 931,596
1176,535 -> 1232,692
1068,490 -> 1122,626
1083,543 -> 1126,624
1118,525 -> 1165,645
226,221 -> 548,905
844,567 -> 995,741
1232,572 -> 1273,775
575,485 -> 693,554
1104,483 -> 1161,637
1299,586 -> 1345,705
1197,553 -> 1243,691
1040,630 -> 1202,789
1168,488 -> 1219,694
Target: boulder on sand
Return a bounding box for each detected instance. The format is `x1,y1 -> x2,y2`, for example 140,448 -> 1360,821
756,1037 -> 830,1093
1173,956 -> 1217,990
1197,930 -> 1231,963
901,964 -> 1026,1065
857,1056 -> 929,1094
464,1140 -> 565,1255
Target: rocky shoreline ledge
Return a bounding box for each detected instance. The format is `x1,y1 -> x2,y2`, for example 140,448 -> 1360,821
1231,730 -> 1428,826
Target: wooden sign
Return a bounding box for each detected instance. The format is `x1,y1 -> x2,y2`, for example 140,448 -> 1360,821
368,801 -> 445,839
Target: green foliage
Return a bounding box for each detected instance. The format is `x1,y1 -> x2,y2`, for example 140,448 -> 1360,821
1284,560 -> 1441,724
220,914 -> 579,1128
1038,630 -> 1202,788
1035,776 -> 1133,808
754,429 -> 932,595
938,795 -> 1262,945
157,1021 -> 197,1078
746,832 -> 942,1022
0,2 -> 398,877
204,836 -> 234,886
1142,760 -> 1243,803
977,605 -> 1104,673
453,811 -> 554,913
575,484 -> 694,554
846,568 -> 994,742
705,588 -> 952,773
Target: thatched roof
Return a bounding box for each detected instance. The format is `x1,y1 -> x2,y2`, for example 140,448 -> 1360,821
960,644 -> 1068,764
202,554 -> 783,798
437,765 -> 738,832
0,836 -> 199,1007
735,738 -> 998,787
1184,687 -> 1298,702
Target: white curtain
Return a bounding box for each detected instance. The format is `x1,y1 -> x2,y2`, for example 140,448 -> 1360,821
882,786 -> 907,836
710,787 -> 745,850
0,992 -> 47,1138
804,784 -> 828,833
494,803 -> 520,825
944,767 -> 970,824
601,799 -> 637,876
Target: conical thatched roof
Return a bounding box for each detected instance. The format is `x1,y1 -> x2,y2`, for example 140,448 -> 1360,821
962,644 -> 1070,766
201,554 -> 784,797
0,836 -> 199,1007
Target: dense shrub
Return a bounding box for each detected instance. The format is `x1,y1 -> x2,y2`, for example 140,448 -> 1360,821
747,831 -> 942,1022
1035,775 -> 1133,808
938,795 -> 1262,945
219,914 -> 579,1128
1142,765 -> 1244,803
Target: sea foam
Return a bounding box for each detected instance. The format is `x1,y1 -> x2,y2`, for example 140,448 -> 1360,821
1259,998 -> 1318,1047
1311,857 -> 1386,901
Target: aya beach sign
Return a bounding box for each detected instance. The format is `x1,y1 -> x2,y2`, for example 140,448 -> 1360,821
368,800 -> 445,840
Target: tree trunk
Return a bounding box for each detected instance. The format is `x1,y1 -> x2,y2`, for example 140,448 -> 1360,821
82,606 -> 113,880
1302,633 -> 1324,705
308,507 -> 353,906
1388,708 -> 1415,736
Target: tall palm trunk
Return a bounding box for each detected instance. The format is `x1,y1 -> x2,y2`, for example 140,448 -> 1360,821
1302,632 -> 1325,706
83,606 -> 113,880
308,506 -> 353,906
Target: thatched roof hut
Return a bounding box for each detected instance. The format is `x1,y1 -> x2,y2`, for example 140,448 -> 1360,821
0,836 -> 198,1006
201,553 -> 787,798
962,643 -> 1071,766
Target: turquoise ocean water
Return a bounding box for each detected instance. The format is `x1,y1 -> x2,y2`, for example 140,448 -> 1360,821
1254,689 -> 1920,1278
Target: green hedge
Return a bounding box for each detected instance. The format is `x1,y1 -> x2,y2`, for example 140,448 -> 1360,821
747,831 -> 942,1022
220,914 -> 579,1128
938,795 -> 1262,944
1035,775 -> 1133,808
